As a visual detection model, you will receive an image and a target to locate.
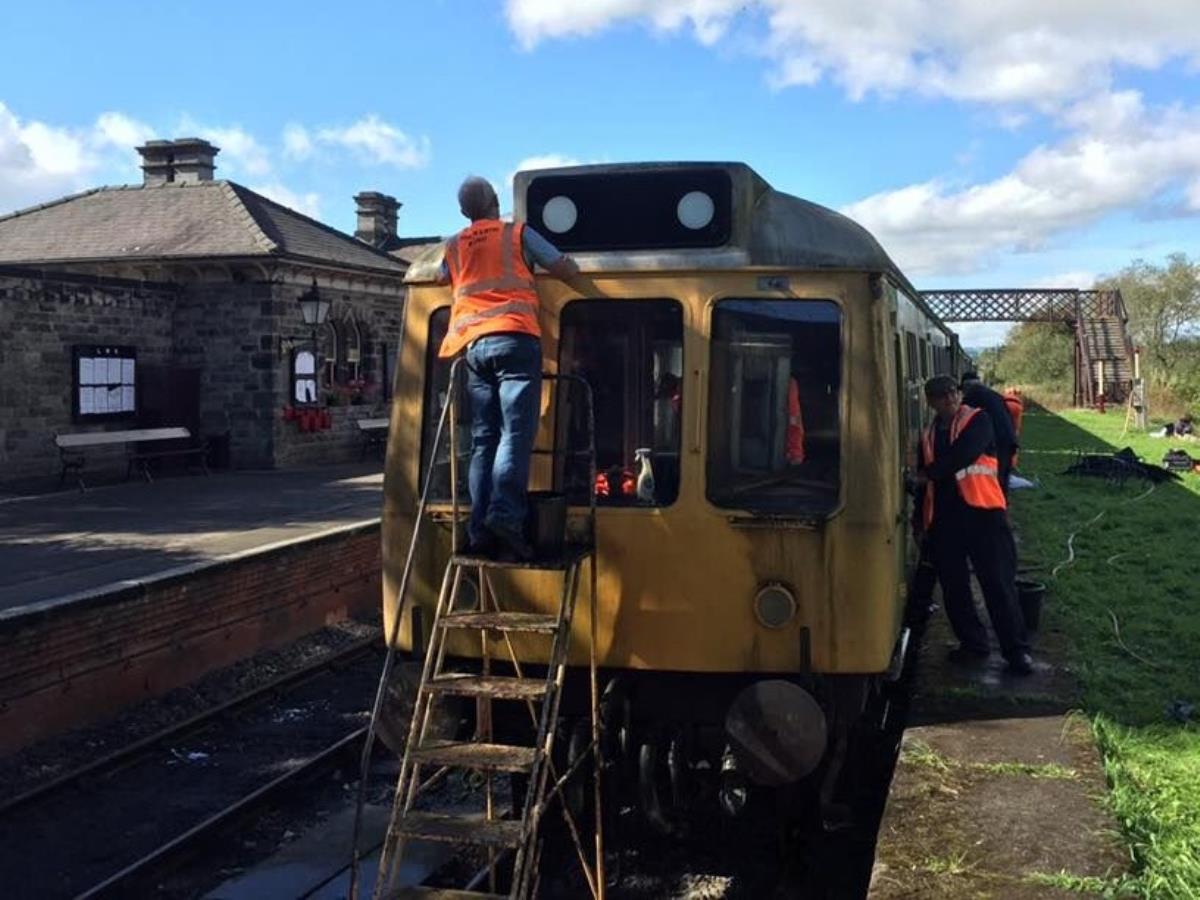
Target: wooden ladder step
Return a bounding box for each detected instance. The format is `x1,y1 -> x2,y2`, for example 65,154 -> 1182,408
387,887 -> 507,899
426,674 -> 548,700
394,811 -> 524,847
439,611 -> 559,633
409,740 -> 538,773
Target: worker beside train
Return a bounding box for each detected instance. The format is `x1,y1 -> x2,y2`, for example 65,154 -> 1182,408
437,176 -> 579,560
960,371 -> 1018,494
913,376 -> 1035,676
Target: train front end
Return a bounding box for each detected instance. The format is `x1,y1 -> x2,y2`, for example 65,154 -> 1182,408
382,162 -> 914,821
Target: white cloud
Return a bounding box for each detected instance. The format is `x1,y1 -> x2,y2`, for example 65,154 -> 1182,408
955,322 -> 1015,349
315,115 -> 430,169
250,181 -> 322,219
177,119 -> 272,177
0,102 -> 156,214
94,112 -> 155,151
506,153 -> 583,187
843,91 -> 1200,276
282,123 -> 313,161
506,1 -> 1200,109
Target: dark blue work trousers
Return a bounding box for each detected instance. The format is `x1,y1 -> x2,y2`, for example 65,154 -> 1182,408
464,333 -> 542,545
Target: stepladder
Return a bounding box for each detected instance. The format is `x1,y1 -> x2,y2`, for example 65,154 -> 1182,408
365,369 -> 604,900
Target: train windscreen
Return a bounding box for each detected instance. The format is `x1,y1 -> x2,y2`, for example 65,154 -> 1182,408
557,299 -> 683,506
707,299 -> 841,515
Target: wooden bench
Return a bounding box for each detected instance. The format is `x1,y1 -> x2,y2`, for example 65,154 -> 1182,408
357,417 -> 389,461
54,427 -> 209,490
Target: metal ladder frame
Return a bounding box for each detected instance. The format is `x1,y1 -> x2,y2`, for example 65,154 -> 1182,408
351,362 -> 605,900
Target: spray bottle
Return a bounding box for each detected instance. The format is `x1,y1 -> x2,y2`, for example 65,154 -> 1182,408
634,448 -> 655,503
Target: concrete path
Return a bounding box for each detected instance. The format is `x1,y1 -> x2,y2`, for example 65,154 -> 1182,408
0,464 -> 383,613
869,608 -> 1127,898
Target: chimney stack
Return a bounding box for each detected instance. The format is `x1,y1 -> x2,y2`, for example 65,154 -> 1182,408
136,137 -> 219,185
354,191 -> 400,249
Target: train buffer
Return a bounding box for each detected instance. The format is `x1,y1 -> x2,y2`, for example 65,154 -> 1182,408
363,366 -> 605,900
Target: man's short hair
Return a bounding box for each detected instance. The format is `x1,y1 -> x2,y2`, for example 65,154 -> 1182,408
458,176 -> 497,219
960,370 -> 981,385
925,375 -> 959,398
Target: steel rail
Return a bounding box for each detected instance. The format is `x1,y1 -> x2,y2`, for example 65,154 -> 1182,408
0,633 -> 380,818
72,726 -> 368,900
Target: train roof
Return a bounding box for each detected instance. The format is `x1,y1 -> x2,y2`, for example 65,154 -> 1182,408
403,162 -> 918,297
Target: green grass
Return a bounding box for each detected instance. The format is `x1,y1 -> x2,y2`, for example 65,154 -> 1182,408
1010,405 -> 1200,898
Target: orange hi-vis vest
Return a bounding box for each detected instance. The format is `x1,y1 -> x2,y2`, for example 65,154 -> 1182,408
1003,389 -> 1024,467
438,220 -> 540,359
786,376 -> 806,464
921,404 -> 1007,530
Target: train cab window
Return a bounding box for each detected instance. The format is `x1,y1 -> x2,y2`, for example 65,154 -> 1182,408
420,307 -> 471,501
707,299 -> 841,515
557,299 -> 683,506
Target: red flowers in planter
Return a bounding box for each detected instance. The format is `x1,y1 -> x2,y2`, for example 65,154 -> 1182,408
284,406 -> 333,432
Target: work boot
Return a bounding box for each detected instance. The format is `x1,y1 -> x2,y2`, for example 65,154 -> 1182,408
1005,652 -> 1035,676
946,645 -> 990,666
487,521 -> 534,562
459,530 -> 497,558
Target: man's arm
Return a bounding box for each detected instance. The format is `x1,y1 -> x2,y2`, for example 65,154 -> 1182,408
924,413 -> 995,481
523,226 -> 579,281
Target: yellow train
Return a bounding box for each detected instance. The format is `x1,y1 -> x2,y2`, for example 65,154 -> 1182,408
382,162 -> 961,825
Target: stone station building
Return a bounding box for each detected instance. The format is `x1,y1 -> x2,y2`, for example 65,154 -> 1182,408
0,138 -> 421,486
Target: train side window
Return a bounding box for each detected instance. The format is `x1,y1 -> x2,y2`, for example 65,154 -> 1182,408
904,331 -> 918,381
419,307 -> 472,502
558,299 -> 684,506
918,336 -> 930,379
707,299 -> 841,515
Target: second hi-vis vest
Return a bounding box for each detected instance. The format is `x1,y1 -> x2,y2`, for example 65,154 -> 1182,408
786,376 -> 806,465
921,404 -> 1007,529
438,220 -> 540,359
1003,389 -> 1024,466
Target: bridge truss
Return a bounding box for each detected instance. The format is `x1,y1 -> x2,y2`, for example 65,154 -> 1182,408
917,288 -> 1136,408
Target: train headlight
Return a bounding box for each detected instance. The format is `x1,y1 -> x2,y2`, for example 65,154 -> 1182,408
676,190 -> 715,230
542,195 -> 577,233
753,583 -> 797,629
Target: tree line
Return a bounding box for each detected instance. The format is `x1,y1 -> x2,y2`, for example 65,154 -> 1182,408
976,252 -> 1200,414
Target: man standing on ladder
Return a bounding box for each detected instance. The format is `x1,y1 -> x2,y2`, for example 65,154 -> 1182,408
914,376 -> 1034,676
438,176 -> 579,560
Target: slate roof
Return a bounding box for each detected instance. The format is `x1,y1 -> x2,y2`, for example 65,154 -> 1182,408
0,181 -> 407,274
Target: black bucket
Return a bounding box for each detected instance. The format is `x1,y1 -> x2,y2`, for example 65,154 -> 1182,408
1017,579 -> 1046,632
527,491 -> 567,559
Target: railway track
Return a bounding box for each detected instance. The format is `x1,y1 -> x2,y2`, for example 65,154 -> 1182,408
0,636 -> 385,900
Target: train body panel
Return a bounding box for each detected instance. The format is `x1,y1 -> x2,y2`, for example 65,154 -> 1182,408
383,270 -> 907,675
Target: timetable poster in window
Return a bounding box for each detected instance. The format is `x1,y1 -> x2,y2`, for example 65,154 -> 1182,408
73,345 -> 137,422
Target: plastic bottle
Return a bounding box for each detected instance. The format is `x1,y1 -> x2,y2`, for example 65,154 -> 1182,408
634,448 -> 655,503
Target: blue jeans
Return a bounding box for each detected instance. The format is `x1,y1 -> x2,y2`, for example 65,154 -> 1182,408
464,333 -> 542,544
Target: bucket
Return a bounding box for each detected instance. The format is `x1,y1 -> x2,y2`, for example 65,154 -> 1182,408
1016,579 -> 1046,632
526,491 -> 567,559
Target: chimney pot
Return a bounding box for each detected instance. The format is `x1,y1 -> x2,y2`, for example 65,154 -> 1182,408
354,191 -> 401,249
136,137 -> 219,185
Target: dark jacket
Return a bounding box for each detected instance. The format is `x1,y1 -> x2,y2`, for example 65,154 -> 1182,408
962,383 -> 1016,458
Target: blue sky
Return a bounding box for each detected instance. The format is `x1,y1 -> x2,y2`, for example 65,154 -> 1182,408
5,1 -> 1200,346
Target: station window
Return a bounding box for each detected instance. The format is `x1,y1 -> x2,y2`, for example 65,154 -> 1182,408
557,299 -> 683,506
707,299 -> 841,515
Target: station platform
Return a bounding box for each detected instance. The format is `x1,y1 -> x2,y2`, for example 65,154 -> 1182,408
0,464 -> 387,755
0,463 -> 384,614
869,608 -> 1127,898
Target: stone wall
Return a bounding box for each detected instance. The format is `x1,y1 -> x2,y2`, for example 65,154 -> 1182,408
0,266 -> 405,487
0,268 -> 178,483
172,280 -> 278,469
272,283 -> 403,467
